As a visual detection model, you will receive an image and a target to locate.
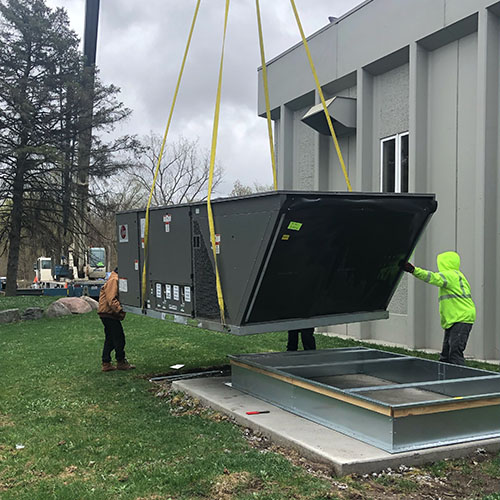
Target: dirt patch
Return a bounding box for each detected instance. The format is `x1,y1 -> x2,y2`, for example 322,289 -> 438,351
210,470 -> 264,500
135,496 -> 174,500
153,381 -> 230,423
0,413 -> 15,427
241,426 -> 500,499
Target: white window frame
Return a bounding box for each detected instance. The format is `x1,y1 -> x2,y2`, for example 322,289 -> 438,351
380,132 -> 409,193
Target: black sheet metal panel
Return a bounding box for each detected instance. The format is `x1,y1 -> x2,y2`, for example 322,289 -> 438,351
116,191 -> 437,334
244,192 -> 437,324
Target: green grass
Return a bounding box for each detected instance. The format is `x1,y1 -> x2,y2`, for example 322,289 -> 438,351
1,296 -> 346,500
0,295 -> 59,313
1,295 -> 499,499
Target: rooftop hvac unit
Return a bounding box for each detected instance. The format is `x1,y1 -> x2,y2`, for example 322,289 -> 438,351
116,191 -> 437,334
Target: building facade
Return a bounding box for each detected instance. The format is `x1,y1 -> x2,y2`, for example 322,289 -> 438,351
258,0 -> 500,360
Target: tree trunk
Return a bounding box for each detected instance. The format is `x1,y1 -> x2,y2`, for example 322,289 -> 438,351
5,166 -> 25,296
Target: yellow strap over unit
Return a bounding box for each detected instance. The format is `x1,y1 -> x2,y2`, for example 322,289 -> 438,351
206,0 -> 231,325
141,0 -> 201,307
289,0 -> 353,192
255,0 -> 277,190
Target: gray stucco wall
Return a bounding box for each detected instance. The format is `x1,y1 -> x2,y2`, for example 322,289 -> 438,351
292,108 -> 315,189
375,64 -> 410,140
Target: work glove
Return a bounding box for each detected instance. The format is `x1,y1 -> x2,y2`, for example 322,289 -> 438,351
403,262 -> 415,274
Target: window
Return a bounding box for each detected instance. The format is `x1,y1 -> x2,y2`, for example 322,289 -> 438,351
89,248 -> 106,267
380,132 -> 409,193
41,259 -> 52,269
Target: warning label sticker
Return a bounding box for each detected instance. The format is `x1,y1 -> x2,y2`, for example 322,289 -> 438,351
119,224 -> 129,243
281,234 -> 290,241
287,221 -> 302,231
119,278 -> 128,293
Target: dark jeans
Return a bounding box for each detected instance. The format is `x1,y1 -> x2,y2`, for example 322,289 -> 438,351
287,328 -> 316,351
100,317 -> 126,363
440,322 -> 472,366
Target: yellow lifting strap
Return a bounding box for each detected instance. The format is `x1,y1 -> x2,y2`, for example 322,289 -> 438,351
207,0 -> 231,325
289,0 -> 353,192
141,0 -> 201,308
255,0 -> 277,190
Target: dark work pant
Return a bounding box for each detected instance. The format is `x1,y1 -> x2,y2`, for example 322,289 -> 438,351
287,328 -> 316,351
440,322 -> 472,366
100,317 -> 126,363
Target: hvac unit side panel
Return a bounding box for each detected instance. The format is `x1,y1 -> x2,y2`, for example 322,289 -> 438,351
148,206 -> 193,316
192,195 -> 283,323
116,212 -> 142,308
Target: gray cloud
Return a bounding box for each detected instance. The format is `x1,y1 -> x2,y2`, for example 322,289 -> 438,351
46,0 -> 362,194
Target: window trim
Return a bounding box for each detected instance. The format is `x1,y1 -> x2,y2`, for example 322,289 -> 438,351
380,132 -> 409,193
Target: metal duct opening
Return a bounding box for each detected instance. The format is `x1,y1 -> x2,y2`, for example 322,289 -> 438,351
301,96 -> 356,137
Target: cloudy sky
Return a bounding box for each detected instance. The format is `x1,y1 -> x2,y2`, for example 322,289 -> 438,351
46,0 -> 362,195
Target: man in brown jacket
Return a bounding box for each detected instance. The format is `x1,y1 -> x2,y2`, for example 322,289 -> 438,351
97,268 -> 135,372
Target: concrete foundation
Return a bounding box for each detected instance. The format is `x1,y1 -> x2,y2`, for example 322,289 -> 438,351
172,376 -> 500,475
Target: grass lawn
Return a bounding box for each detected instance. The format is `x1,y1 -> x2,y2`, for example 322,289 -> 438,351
1,296 -> 499,499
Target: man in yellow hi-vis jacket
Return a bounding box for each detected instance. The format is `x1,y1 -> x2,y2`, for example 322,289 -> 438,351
404,251 -> 476,366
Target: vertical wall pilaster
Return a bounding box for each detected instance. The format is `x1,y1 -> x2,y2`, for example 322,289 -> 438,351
475,9 -> 499,360
407,41 -> 429,349
355,68 -> 374,192
277,104 -> 294,189
313,90 -> 330,190
349,68 -> 374,340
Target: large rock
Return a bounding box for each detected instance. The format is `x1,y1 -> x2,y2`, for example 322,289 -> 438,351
45,301 -> 72,318
80,296 -> 99,311
21,307 -> 43,321
0,309 -> 20,324
57,297 -> 92,314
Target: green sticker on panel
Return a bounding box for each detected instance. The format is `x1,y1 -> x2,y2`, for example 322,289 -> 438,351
287,221 -> 302,231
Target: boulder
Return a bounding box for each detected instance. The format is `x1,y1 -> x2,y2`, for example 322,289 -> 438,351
45,301 -> 72,318
21,307 -> 43,321
57,297 -> 92,314
0,309 -> 20,324
80,296 -> 99,311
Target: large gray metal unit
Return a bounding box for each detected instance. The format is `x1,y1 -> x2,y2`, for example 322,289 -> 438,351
230,348 -> 500,453
116,191 -> 436,334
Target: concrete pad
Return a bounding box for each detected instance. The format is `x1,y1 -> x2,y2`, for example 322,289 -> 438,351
173,376 -> 500,476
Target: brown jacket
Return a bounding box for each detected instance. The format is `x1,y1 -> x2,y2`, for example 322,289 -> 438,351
98,271 -> 126,320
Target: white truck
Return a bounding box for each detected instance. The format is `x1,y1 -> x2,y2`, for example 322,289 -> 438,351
33,247 -> 107,285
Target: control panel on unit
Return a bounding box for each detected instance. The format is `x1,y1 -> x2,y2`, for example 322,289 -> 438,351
150,281 -> 193,317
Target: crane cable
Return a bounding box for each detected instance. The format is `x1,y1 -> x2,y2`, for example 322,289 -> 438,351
141,0 -> 201,308
255,0 -> 277,190
206,0 -> 231,325
289,0 -> 352,192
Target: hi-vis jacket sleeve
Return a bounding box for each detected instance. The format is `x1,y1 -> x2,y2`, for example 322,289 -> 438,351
413,267 -> 448,287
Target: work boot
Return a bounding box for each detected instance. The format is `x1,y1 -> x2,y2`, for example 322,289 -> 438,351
102,362 -> 116,372
116,359 -> 136,370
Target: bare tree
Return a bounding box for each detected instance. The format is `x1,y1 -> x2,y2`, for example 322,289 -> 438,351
127,134 -> 224,207
229,179 -> 274,197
